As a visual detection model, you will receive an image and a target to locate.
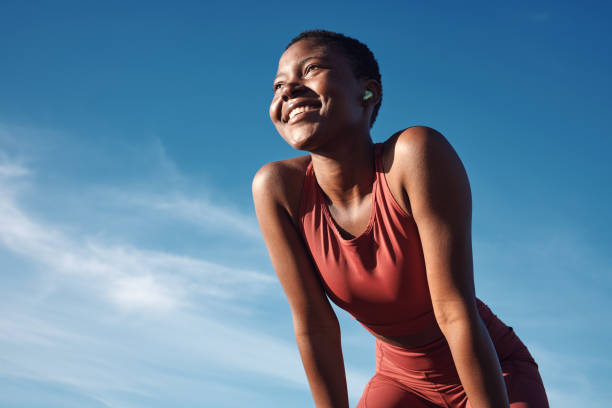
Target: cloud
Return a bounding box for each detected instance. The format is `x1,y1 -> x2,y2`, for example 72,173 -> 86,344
0,151 -> 272,313
0,162 -> 29,177
110,273 -> 177,310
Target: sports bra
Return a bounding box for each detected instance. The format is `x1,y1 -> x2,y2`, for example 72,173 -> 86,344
298,143 -> 437,337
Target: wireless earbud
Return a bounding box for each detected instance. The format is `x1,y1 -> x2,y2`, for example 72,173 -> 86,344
363,90 -> 373,100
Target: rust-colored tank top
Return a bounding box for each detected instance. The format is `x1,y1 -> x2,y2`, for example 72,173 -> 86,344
298,143 -> 437,337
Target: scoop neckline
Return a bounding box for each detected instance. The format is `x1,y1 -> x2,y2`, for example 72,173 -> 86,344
312,147 -> 380,245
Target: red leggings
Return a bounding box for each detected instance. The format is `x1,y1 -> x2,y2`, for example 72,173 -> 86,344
356,304 -> 549,408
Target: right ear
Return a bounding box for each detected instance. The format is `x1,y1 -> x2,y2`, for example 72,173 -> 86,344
362,79 -> 382,106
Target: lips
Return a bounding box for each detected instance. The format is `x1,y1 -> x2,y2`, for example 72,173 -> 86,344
282,99 -> 322,123
289,105 -> 319,120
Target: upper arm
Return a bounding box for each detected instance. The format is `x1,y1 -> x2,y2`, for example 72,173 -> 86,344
252,162 -> 339,335
395,126 -> 476,327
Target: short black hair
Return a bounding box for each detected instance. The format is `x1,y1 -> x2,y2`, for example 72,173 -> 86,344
286,30 -> 382,128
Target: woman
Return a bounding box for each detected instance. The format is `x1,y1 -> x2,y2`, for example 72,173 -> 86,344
252,30 -> 549,408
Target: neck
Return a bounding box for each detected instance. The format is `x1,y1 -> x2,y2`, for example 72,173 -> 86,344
310,135 -> 375,208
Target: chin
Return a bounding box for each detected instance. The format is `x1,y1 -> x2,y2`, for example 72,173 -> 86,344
281,124 -> 325,152
285,135 -> 316,152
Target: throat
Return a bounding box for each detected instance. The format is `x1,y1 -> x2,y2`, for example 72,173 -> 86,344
325,190 -> 375,240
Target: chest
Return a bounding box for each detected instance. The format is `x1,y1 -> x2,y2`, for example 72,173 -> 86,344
307,208 -> 431,311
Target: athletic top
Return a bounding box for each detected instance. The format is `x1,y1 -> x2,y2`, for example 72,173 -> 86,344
298,143 -> 439,337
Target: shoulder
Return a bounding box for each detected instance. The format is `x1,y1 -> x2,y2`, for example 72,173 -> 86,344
383,126 -> 466,181
385,126 -> 456,166
252,155 -> 311,225
382,126 -> 470,216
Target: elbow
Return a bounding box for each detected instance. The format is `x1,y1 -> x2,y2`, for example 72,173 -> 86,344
432,299 -> 480,336
436,313 -> 479,346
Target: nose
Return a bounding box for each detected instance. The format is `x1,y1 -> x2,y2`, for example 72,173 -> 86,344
280,80 -> 305,102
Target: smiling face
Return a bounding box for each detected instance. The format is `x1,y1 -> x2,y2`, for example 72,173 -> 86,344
270,39 -> 370,151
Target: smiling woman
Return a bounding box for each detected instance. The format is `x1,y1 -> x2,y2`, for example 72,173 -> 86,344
253,30 -> 549,408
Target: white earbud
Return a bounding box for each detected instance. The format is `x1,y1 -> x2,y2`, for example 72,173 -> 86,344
363,90 -> 373,100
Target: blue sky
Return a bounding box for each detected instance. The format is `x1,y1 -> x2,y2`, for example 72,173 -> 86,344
0,1 -> 610,407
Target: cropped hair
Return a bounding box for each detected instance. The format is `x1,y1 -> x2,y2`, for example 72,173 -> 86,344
286,30 -> 382,127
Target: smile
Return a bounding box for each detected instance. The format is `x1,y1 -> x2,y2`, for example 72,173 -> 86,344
288,105 -> 320,120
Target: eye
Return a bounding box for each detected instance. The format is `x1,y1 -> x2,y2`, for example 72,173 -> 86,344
304,64 -> 320,75
273,82 -> 283,92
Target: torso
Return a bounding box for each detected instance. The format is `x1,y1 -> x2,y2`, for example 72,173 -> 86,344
278,134 -> 444,348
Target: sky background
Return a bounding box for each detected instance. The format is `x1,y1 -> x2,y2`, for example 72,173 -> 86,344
0,1 -> 610,407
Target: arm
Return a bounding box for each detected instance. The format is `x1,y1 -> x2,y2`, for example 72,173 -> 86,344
398,127 -> 509,408
252,161 -> 349,408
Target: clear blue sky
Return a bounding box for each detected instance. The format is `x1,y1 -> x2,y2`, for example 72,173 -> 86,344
0,1 -> 610,407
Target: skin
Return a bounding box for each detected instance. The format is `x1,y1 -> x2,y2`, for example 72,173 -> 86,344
253,38 -> 510,408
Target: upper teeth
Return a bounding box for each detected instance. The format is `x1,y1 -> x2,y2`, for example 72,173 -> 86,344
289,105 -> 317,120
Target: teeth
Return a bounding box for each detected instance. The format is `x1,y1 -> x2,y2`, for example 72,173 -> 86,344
289,105 -> 318,120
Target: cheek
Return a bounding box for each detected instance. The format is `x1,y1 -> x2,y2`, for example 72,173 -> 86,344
269,97 -> 281,122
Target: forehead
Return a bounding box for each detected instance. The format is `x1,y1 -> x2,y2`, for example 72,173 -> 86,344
275,39 -> 350,75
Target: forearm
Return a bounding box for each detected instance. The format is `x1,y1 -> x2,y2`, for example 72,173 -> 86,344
295,329 -> 349,408
441,316 -> 509,408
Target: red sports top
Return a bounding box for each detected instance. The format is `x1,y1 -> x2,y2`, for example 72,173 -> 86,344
298,142 -> 437,337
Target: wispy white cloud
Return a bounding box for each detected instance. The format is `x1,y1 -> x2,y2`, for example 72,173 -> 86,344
0,152 -> 271,312
0,162 -> 29,177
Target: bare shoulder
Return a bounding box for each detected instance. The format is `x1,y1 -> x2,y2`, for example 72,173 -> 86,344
252,154 -> 311,225
383,126 -> 466,180
386,126 -> 456,164
382,126 -> 470,217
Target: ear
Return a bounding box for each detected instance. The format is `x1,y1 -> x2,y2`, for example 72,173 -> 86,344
362,79 -> 382,106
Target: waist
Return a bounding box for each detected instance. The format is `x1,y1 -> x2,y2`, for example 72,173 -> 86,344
375,320 -> 534,375
374,323 -> 444,349
355,307 -> 438,338
369,299 -> 496,350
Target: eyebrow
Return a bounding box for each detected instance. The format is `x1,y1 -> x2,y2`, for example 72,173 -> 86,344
274,55 -> 329,81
